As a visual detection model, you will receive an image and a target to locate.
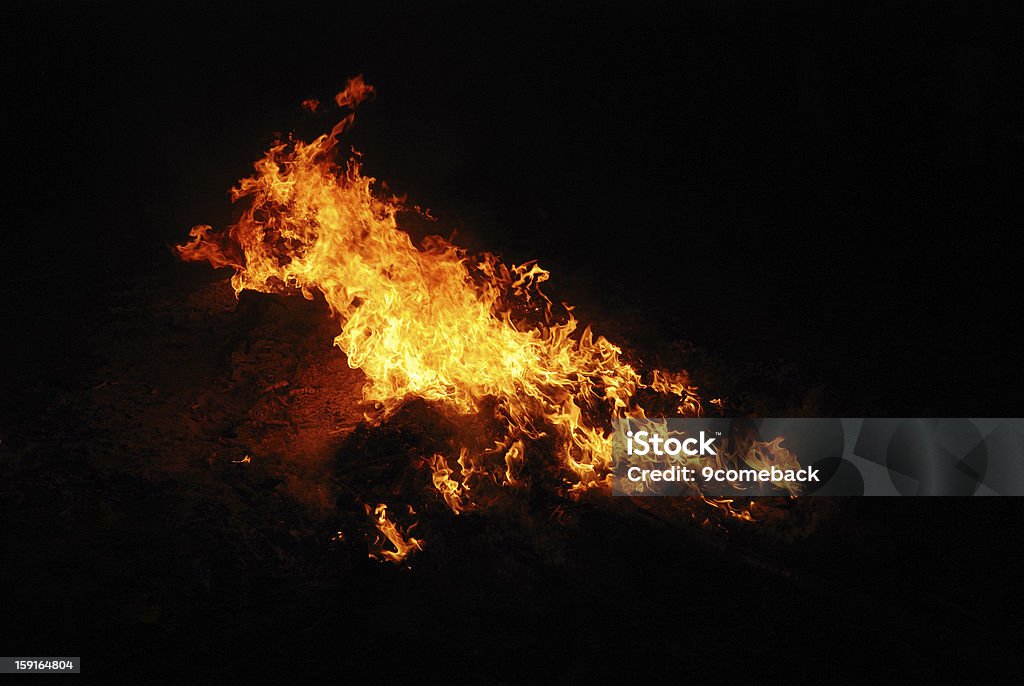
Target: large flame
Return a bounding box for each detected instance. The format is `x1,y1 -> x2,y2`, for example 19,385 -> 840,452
178,76 -> 788,562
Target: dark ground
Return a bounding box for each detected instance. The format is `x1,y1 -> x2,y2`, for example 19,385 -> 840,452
3,272 -> 1021,680
3,1 -> 1023,681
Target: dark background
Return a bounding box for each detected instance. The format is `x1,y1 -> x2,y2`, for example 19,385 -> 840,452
3,1 -> 1023,680
6,0 -> 1022,414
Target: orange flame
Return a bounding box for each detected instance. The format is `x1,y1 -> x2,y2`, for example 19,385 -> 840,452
178,77 -> 765,561
367,503 -> 423,563
428,453 -> 468,515
333,74 -> 375,109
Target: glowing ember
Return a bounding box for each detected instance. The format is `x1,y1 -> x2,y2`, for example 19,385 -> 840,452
178,76 -> 782,562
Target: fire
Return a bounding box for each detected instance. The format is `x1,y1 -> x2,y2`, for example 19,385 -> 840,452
178,76 -> 774,561
428,452 -> 468,515
367,504 -> 423,563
